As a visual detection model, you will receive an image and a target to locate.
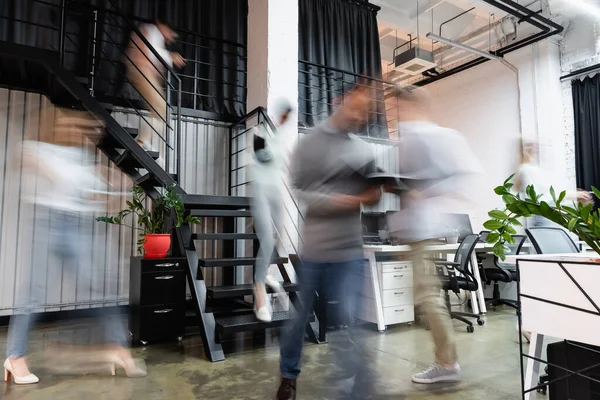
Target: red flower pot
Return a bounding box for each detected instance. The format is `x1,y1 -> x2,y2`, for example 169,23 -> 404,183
143,234 -> 171,259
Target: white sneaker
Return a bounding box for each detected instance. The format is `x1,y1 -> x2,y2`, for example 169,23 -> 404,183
253,285 -> 272,322
266,275 -> 289,310
411,363 -> 461,384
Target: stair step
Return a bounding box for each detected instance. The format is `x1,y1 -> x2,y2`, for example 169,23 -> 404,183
115,149 -> 161,172
198,257 -> 288,268
207,282 -> 299,299
191,233 -> 257,241
134,172 -> 177,190
189,210 -> 253,218
215,311 -> 315,334
123,127 -> 139,138
182,194 -> 250,210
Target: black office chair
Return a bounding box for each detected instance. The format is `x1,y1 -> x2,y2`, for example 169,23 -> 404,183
525,227 -> 580,254
480,233 -> 527,311
428,234 -> 484,333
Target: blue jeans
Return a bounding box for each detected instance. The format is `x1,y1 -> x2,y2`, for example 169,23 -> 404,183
280,259 -> 375,393
6,208 -> 127,358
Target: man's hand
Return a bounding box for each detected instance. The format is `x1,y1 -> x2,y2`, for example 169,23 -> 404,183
577,190 -> 593,206
171,52 -> 186,68
330,194 -> 362,211
330,187 -> 382,211
359,186 -> 382,206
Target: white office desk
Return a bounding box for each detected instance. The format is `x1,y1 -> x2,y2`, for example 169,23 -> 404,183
362,243 -> 493,331
506,253 -> 600,400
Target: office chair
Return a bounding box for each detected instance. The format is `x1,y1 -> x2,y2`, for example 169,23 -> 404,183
428,234 -> 484,333
526,227 -> 580,254
480,233 -> 527,311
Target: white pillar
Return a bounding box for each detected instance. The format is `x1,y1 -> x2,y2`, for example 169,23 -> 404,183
247,0 -> 301,270
247,0 -> 299,122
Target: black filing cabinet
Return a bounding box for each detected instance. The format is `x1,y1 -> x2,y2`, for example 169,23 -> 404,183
129,257 -> 187,345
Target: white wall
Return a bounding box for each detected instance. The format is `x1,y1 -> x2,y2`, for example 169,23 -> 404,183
424,41 -> 566,231
426,56 -> 522,231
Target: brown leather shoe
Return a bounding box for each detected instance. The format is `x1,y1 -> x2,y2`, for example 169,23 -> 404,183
275,377 -> 296,400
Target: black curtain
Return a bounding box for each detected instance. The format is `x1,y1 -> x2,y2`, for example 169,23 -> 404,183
298,0 -> 387,137
572,74 -> 600,194
0,0 -> 248,119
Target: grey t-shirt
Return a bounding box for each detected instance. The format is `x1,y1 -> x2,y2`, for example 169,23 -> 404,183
290,123 -> 377,262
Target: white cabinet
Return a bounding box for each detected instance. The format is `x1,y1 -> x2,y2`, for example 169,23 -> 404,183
357,258 -> 415,329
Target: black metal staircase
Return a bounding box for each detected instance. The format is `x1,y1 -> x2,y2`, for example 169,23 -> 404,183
0,0 -> 318,363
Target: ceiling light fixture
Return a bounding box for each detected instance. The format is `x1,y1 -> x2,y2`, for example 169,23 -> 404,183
570,0 -> 600,19
426,33 -> 500,60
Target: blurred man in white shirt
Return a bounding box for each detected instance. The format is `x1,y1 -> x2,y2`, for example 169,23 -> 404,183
386,85 -> 483,385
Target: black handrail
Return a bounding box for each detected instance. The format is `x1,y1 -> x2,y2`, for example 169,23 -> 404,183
298,59 -> 394,87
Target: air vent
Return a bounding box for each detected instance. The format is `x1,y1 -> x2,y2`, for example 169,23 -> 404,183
394,47 -> 437,76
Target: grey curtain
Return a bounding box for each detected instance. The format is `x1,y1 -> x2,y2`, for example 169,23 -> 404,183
298,0 -> 387,138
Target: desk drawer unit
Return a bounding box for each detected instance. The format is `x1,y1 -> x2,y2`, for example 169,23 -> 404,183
381,262 -> 412,273
383,305 -> 415,325
129,257 -> 187,345
382,271 -> 414,290
382,288 -> 414,307
139,271 -> 186,306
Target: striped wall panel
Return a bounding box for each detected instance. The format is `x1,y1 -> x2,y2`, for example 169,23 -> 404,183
0,89 -> 230,315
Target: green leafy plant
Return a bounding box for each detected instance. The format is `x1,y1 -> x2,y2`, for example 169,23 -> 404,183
96,185 -> 200,253
484,174 -> 600,260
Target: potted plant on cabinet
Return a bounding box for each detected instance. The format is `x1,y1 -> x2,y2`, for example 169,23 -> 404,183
97,185 -> 200,258
483,174 -> 600,260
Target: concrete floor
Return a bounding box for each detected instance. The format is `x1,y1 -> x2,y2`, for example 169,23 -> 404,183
0,308 -> 525,400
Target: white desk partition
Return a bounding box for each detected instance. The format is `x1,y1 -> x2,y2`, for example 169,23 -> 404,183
509,253 -> 600,400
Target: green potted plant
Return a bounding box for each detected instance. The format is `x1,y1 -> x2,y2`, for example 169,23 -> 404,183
97,185 -> 200,258
445,227 -> 461,244
483,174 -> 600,260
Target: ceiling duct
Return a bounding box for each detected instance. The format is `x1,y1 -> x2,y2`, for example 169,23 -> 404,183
394,45 -> 437,75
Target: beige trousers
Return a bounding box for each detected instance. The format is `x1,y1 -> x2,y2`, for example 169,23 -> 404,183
409,241 -> 458,366
126,61 -> 167,160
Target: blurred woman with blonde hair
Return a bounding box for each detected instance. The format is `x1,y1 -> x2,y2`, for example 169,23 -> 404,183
4,108 -> 145,385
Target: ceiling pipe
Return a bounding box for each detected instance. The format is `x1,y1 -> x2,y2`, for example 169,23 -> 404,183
427,33 -> 500,60
416,0 -> 564,86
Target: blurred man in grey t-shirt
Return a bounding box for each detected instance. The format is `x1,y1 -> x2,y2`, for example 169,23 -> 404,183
276,83 -> 382,400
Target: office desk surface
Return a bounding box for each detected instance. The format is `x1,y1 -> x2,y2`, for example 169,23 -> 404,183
506,252 -> 600,264
364,242 -> 492,253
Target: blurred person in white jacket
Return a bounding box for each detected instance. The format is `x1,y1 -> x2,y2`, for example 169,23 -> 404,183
247,100 -> 294,322
4,108 -> 145,385
386,86 -> 484,385
516,140 -> 592,227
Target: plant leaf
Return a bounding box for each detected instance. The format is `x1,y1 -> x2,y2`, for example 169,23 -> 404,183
493,242 -> 506,260
508,217 -> 522,226
558,190 -> 566,205
488,210 -> 509,220
504,174 -> 515,186
483,220 -> 504,230
486,232 -> 501,244
494,186 -> 508,195
568,218 -> 578,231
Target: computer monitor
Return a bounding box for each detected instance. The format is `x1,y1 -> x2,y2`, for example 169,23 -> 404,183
443,213 -> 474,242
